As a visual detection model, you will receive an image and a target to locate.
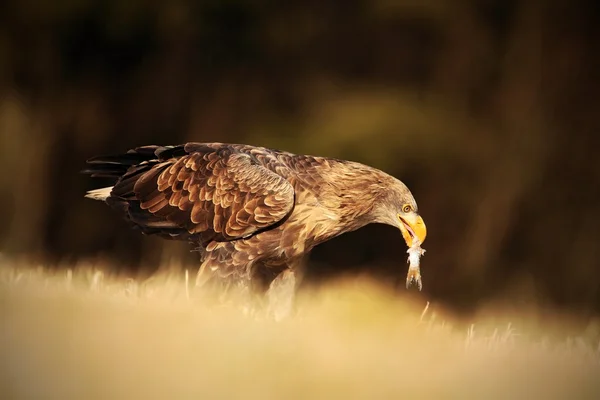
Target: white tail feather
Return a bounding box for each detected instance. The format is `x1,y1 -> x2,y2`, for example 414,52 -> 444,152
85,186 -> 114,201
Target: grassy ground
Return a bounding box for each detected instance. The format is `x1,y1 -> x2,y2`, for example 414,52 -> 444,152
1,261 -> 599,400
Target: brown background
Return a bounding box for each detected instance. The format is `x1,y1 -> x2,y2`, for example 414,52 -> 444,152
0,0 -> 598,315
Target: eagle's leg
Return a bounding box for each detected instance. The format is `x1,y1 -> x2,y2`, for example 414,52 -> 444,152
195,244 -> 256,310
266,269 -> 297,321
196,265 -> 250,303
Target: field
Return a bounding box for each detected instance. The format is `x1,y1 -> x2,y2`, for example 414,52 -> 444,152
1,260 -> 599,400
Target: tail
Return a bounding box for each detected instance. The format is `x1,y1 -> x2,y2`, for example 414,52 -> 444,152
81,144 -> 195,241
81,145 -> 186,193
82,145 -> 167,201
84,186 -> 114,201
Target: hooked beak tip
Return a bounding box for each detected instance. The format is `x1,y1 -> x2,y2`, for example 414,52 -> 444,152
400,215 -> 427,247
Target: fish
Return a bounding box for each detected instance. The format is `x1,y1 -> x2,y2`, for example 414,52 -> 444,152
406,240 -> 426,291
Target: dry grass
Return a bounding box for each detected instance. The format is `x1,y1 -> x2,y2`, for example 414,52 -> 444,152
1,261 -> 599,400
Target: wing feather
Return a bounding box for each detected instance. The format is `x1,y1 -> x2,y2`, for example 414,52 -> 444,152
126,145 -> 295,242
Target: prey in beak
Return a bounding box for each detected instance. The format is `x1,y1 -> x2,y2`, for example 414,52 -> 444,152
398,213 -> 427,290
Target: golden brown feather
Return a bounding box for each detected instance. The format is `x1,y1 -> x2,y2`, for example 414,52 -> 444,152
83,142 -> 427,312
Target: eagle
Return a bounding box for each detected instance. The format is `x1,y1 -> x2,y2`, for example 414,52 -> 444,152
83,142 -> 427,314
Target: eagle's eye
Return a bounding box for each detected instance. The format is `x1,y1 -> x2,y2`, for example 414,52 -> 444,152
402,204 -> 412,214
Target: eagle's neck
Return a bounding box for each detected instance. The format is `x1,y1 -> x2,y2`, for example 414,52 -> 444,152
307,160 -> 395,240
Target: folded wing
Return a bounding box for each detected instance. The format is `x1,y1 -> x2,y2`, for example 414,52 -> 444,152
90,144 -> 295,243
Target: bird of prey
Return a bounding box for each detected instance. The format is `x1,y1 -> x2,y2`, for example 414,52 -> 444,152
83,142 -> 427,315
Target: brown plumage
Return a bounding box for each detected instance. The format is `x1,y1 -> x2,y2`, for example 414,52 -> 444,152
83,142 -> 427,313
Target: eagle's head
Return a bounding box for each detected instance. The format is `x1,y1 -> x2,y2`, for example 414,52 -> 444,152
371,177 -> 427,248
395,198 -> 427,248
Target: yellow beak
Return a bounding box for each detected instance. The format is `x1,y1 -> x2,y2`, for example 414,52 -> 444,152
399,214 -> 427,247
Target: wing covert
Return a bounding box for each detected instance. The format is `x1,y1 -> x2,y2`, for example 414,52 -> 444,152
131,146 -> 295,242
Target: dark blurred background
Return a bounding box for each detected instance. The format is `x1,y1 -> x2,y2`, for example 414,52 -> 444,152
0,0 -> 598,315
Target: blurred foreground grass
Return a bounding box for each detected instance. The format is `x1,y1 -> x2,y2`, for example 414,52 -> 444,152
1,260 -> 600,400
